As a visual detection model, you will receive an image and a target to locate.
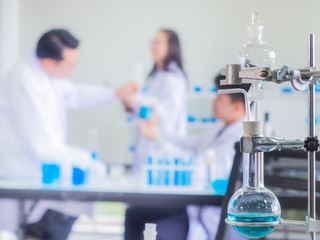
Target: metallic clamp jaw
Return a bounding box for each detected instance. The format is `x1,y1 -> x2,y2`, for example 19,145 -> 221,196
221,64 -> 320,91
306,217 -> 320,233
279,217 -> 320,233
240,136 -> 305,153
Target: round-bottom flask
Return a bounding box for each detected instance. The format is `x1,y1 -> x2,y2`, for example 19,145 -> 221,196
227,185 -> 281,238
226,122 -> 281,239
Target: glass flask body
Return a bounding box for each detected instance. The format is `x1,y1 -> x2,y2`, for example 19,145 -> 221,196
227,152 -> 281,239
239,12 -> 275,69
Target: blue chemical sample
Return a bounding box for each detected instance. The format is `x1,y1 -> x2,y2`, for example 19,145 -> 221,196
281,87 -> 293,94
193,86 -> 203,93
139,106 -> 153,120
128,145 -> 136,153
42,163 -> 60,184
201,118 -> 208,123
91,151 -> 99,160
164,160 -> 170,186
174,159 -> 182,186
156,159 -> 170,186
181,170 -> 187,186
228,213 -> 279,239
72,167 -> 87,185
187,115 -> 196,123
126,116 -> 134,123
212,179 -> 229,194
209,117 -> 216,123
185,157 -> 193,186
147,157 -> 153,185
210,87 -> 217,93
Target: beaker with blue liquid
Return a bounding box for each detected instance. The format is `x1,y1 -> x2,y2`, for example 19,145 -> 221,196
137,95 -> 156,120
206,150 -> 229,194
41,155 -> 61,185
42,162 -> 61,184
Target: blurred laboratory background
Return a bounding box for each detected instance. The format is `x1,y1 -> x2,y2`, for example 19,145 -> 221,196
1,0 -> 320,240
1,0 -> 320,164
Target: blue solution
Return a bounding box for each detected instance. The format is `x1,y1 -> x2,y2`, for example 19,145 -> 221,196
72,167 -> 87,185
184,157 -> 193,186
156,159 -> 170,186
228,213 -> 279,239
91,151 -> 99,160
139,106 -> 153,120
281,88 -> 293,94
128,145 -> 136,153
164,160 -> 170,186
181,170 -> 187,186
201,118 -> 208,123
42,163 -> 60,184
147,157 -> 153,185
126,116 -> 134,123
174,159 -> 182,186
187,115 -> 196,123
157,160 -> 165,186
193,86 -> 203,93
210,87 -> 217,93
209,117 -> 216,123
185,170 -> 192,186
212,179 -> 229,194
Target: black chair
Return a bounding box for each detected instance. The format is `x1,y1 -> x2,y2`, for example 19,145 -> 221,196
215,142 -> 243,240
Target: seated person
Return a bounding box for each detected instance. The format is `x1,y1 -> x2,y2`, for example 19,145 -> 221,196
125,74 -> 249,240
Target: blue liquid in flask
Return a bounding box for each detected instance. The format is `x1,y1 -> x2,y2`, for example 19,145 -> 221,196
228,213 -> 279,239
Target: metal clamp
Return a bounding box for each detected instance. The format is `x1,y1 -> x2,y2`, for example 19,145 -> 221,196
240,136 -> 305,153
304,137 -> 320,152
306,217 -> 320,233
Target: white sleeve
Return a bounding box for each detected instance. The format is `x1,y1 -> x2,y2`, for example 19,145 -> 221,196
53,79 -> 118,110
167,134 -> 206,155
5,76 -> 65,156
155,73 -> 187,137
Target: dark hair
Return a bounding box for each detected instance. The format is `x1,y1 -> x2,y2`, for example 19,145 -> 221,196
214,73 -> 251,105
36,29 -> 79,61
149,29 -> 184,76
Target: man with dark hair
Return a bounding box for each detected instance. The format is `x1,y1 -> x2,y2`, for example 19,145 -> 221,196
0,29 -> 138,239
136,73 -> 248,240
36,29 -> 80,60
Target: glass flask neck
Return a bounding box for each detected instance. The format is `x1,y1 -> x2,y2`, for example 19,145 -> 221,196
248,27 -> 263,43
243,152 -> 264,188
247,12 -> 263,43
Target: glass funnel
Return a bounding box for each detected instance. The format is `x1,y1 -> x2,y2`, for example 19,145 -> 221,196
239,12 -> 275,69
226,121 -> 281,239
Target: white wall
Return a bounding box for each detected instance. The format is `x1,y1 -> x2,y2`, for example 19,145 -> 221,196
0,0 -> 20,77
7,0 -> 320,162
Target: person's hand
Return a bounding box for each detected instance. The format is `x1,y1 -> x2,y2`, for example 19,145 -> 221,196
116,82 -> 139,100
122,94 -> 138,113
138,108 -> 161,141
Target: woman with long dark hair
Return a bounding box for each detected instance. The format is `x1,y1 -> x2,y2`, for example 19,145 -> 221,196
132,29 -> 188,172
124,29 -> 188,240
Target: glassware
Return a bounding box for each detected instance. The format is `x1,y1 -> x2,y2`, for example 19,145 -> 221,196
239,12 -> 275,69
226,122 -> 281,239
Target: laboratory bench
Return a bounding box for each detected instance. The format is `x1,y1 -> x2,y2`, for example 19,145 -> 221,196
0,176 -> 222,206
0,176 -> 223,240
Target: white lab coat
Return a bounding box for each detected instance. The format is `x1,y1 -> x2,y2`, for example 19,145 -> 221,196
0,52 -> 117,230
133,61 -> 187,172
168,118 -> 244,240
